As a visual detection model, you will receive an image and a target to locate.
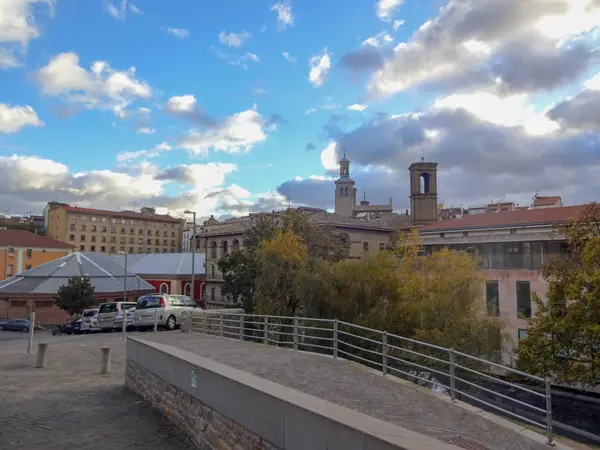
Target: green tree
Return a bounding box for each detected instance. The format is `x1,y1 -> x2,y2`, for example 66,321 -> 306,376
517,203 -> 600,386
55,276 -> 96,317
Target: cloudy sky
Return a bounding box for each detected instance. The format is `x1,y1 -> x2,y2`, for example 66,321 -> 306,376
1,0 -> 599,220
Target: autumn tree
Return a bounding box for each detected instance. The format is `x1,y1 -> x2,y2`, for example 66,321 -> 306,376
517,203 -> 600,387
55,276 -> 96,317
254,228 -> 308,316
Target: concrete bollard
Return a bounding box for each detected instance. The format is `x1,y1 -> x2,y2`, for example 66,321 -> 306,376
35,342 -> 48,368
100,347 -> 112,374
181,315 -> 192,333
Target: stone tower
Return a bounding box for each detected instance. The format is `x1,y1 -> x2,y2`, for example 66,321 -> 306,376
334,154 -> 356,216
409,161 -> 438,225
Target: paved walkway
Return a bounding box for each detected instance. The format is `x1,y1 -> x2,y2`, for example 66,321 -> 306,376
151,332 -> 553,450
0,333 -> 193,450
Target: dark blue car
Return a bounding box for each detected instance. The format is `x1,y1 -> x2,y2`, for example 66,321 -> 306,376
0,318 -> 31,332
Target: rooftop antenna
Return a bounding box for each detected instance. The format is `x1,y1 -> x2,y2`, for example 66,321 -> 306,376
363,188 -> 366,202
421,148 -> 424,162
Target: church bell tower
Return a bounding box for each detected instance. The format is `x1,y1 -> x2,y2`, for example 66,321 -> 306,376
334,154 -> 356,216
409,161 -> 438,225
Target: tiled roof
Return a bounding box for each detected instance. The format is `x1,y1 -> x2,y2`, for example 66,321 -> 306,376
533,196 -> 562,207
0,230 -> 73,249
418,205 -> 588,232
51,204 -> 182,223
0,252 -> 154,295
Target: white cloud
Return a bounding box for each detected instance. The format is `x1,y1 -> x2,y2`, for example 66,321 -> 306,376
104,0 -> 140,19
584,72 -> 600,90
36,52 -> 152,117
211,46 -> 260,69
165,28 -> 190,39
0,104 -> 44,133
376,0 -> 403,21
308,48 -> 331,87
393,19 -> 405,31
271,2 -> 294,30
348,104 -> 368,112
165,95 -> 197,113
282,51 -> 297,63
137,127 -> 155,134
305,99 -> 340,115
245,52 -> 260,62
432,92 -> 559,135
320,141 -> 339,171
219,31 -> 251,47
0,0 -> 53,68
180,107 -> 270,156
117,142 -> 172,163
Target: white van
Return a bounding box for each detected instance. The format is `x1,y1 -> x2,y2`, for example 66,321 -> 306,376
97,301 -> 137,331
81,308 -> 100,332
133,294 -> 199,331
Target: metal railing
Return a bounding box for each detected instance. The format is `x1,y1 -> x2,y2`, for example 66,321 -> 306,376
188,311 -> 595,447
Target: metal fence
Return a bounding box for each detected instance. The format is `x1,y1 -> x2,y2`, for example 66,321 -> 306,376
190,311 -> 559,445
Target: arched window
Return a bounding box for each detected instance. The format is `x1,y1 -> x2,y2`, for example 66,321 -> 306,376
210,287 -> 215,301
420,172 -> 431,194
210,240 -> 217,258
344,187 -> 348,197
222,240 -> 228,255
211,265 -> 216,279
159,283 -> 169,294
184,283 -> 191,296
232,239 -> 240,249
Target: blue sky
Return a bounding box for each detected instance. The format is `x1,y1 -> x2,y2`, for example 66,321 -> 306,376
1,0 -> 599,219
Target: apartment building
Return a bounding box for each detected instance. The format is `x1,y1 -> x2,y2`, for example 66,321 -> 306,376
417,204 -> 586,362
45,204 -> 184,254
0,229 -> 73,280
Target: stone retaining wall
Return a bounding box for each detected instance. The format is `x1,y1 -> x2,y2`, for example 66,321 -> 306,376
126,359 -> 276,450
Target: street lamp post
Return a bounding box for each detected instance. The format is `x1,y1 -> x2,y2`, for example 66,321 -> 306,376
184,210 -> 197,303
119,251 -> 128,340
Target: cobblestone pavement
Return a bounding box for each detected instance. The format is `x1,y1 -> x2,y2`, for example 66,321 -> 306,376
149,332 -> 553,450
0,333 -> 193,450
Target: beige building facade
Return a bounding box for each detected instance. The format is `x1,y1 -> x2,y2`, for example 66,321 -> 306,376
418,204 -> 585,363
46,204 -> 184,255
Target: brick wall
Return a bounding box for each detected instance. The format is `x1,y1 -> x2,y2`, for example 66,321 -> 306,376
0,299 -> 71,326
126,360 -> 279,450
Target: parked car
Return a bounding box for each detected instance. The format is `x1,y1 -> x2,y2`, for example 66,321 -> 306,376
0,318 -> 31,332
97,302 -> 136,332
133,294 -> 200,331
81,308 -> 101,332
113,308 -> 136,331
52,319 -> 83,335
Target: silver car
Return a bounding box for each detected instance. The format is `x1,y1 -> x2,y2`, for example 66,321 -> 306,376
133,294 -> 199,331
97,302 -> 137,331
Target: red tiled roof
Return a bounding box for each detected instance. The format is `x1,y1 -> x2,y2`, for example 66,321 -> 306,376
52,205 -> 182,223
418,205 -> 588,232
0,229 -> 74,249
533,196 -> 562,207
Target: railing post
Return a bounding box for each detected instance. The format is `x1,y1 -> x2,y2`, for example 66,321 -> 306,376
27,312 -> 35,355
333,319 -> 338,359
219,312 -> 224,337
263,315 -> 269,344
35,342 -> 48,368
449,348 -> 456,402
293,316 -> 298,351
545,378 -> 554,446
382,331 -> 388,375
239,314 -> 244,341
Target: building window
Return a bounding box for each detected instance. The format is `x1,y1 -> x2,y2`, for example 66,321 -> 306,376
340,188 -> 343,197
25,264 -> 32,270
110,246 -> 116,252
486,280 -> 499,316
518,329 -> 529,340
462,231 -> 468,237
344,187 -> 348,197
211,241 -> 217,258
90,246 -> 96,252
8,247 -> 14,257
70,224 -> 75,231
211,287 -> 215,301
80,245 -> 85,251
516,281 -> 531,318
101,236 -> 107,243
102,226 -> 107,232
6,264 -> 14,276
92,225 -> 97,231
121,227 -> 125,233
160,283 -> 169,294
91,236 -> 97,242
184,283 -> 191,296
222,240 -> 228,255
129,247 -> 134,253
101,246 -> 106,252
80,225 -> 86,231
111,227 -> 116,233
363,242 -> 369,251
211,265 -> 216,279
232,239 -> 240,249
379,243 -> 385,251
80,235 -> 86,241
